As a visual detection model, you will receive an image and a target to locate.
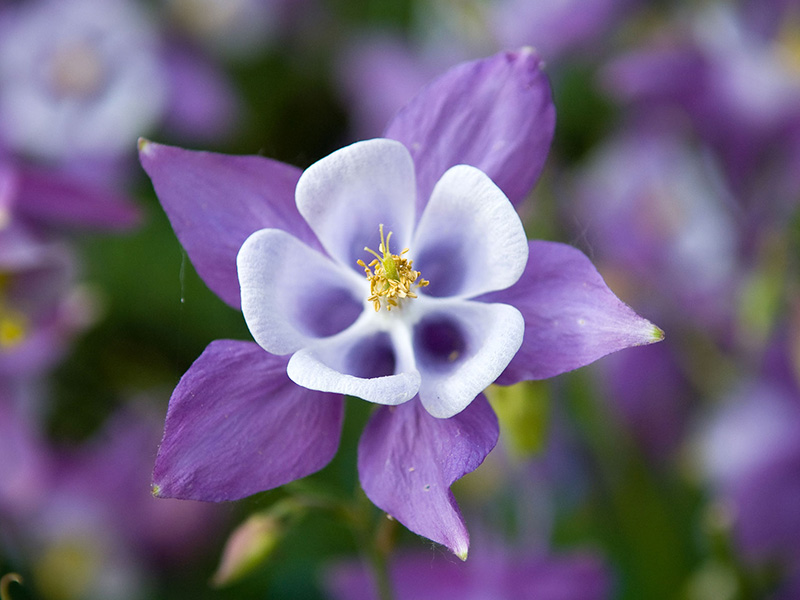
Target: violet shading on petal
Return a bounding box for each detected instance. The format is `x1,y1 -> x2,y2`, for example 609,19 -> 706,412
358,395 -> 499,558
295,138 -> 416,270
413,299 -> 524,419
237,228 -> 363,355
153,340 -> 344,501
15,166 -> 140,229
286,322 -> 421,406
384,48 -> 555,214
138,140 -> 314,308
412,164 -> 528,299
482,240 -> 663,385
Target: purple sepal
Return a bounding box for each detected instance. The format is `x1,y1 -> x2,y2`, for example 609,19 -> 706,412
483,240 -> 662,384
384,48 -> 555,214
153,340 -> 344,501
358,395 -> 498,558
15,166 -> 140,230
138,140 -> 313,308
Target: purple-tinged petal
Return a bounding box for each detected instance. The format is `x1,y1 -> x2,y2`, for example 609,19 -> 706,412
358,395 -> 498,558
0,0 -> 168,160
384,48 -> 555,213
161,44 -> 238,141
491,0 -> 628,61
701,383 -> 798,490
14,166 -> 140,229
730,440 -> 800,563
413,165 -> 528,299
0,400 -> 52,519
153,340 -> 344,501
238,228 -> 364,354
327,550 -> 613,600
295,139 -> 416,270
287,321 -> 421,406
336,35 -> 434,139
0,160 -> 16,223
601,45 -> 710,108
481,241 -> 663,384
413,299 -> 523,418
594,343 -> 693,460
139,140 -> 313,308
59,407 -> 224,562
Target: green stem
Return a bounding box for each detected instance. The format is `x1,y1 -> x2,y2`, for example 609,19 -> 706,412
0,574 -> 23,600
350,491 -> 397,600
366,534 -> 395,600
284,480 -> 398,600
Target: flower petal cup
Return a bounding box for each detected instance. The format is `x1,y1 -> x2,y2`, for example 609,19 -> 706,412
140,48 -> 663,558
239,138 -> 529,419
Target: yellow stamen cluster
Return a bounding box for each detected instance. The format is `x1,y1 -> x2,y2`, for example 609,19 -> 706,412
0,273 -> 26,349
357,224 -> 429,312
0,309 -> 27,349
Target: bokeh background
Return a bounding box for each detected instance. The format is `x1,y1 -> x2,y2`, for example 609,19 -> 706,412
1,0 -> 800,599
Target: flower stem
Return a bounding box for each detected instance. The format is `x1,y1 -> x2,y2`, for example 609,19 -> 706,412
370,515 -> 398,600
1,574 -> 23,600
350,490 -> 397,600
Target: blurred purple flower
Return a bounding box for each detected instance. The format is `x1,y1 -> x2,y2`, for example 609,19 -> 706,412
590,342 -> 694,461
0,0 -> 236,163
338,0 -> 632,139
140,49 -> 662,557
700,342 -> 800,569
603,2 -> 800,213
162,0 -> 304,59
571,118 -> 740,332
0,223 -> 90,379
490,0 -> 634,59
53,407 -> 226,565
0,397 -> 52,520
326,547 -> 613,600
0,0 -> 238,231
0,404 -> 226,600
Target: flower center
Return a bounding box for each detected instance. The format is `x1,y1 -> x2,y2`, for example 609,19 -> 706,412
357,224 -> 428,312
0,273 -> 26,350
49,41 -> 106,99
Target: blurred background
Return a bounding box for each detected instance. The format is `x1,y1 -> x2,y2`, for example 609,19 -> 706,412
1,0 -> 799,598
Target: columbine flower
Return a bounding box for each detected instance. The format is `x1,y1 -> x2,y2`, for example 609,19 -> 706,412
700,343 -> 800,568
0,0 -> 236,163
337,0 -> 627,138
140,49 -> 662,558
602,2 -> 800,207
572,118 -> 739,331
237,137 -> 530,419
0,223 -> 81,378
0,403 -> 225,600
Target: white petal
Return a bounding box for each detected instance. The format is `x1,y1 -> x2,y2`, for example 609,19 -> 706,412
412,165 -> 528,299
295,139 -> 417,270
414,299 -> 524,418
237,228 -> 365,355
287,321 -> 421,405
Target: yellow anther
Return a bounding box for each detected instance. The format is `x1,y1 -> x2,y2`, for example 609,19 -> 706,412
358,224 -> 429,312
0,309 -> 27,349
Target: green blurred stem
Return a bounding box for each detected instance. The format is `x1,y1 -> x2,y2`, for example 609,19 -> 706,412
285,481 -> 397,600
351,490 -> 397,600
1,573 -> 23,600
